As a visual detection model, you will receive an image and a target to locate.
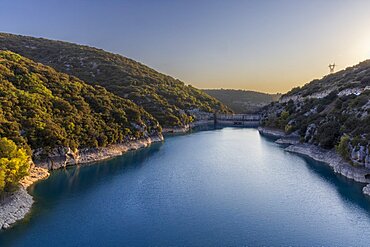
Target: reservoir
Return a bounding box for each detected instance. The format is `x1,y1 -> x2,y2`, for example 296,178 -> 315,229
1,128 -> 370,246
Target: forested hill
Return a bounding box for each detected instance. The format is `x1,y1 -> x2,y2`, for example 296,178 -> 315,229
0,50 -> 160,154
204,89 -> 280,113
261,59 -> 370,166
0,33 -> 231,127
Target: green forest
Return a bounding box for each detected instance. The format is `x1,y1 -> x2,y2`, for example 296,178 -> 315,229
204,89 -> 280,113
0,50 -> 164,192
0,33 -> 231,127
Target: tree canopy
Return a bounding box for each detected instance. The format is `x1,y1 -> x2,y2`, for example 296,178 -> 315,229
0,33 -> 231,127
0,137 -> 30,193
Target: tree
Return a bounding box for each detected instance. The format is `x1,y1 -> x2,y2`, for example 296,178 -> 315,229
336,135 -> 350,160
316,121 -> 340,149
0,137 -> 30,192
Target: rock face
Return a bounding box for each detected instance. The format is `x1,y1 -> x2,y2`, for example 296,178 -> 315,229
0,166 -> 49,230
0,188 -> 33,229
349,144 -> 370,168
363,184 -> 370,196
162,126 -> 190,134
33,134 -> 164,170
304,124 -> 316,143
275,138 -> 300,145
257,127 -> 286,139
285,144 -> 370,184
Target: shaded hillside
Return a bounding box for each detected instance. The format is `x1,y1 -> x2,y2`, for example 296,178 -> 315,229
261,60 -> 370,166
0,33 -> 231,127
0,50 -> 160,155
204,89 -> 280,113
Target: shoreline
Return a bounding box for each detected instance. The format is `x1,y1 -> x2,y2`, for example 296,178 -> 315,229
258,126 -> 370,196
0,134 -> 164,230
257,126 -> 286,139
0,166 -> 49,230
6,126 -> 370,230
34,134 -> 164,170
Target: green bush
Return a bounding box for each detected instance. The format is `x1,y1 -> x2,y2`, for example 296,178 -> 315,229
336,135 -> 350,160
316,121 -> 340,149
0,137 -> 30,193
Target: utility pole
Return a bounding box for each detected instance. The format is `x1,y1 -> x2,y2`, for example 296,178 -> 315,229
328,63 -> 336,73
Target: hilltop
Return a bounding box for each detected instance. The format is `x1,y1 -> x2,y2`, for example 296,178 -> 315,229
204,89 -> 280,113
0,33 -> 231,128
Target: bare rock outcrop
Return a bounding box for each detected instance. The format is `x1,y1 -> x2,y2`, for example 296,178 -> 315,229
0,166 -> 49,230
34,134 -> 164,170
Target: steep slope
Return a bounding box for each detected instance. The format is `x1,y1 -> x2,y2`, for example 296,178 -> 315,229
0,50 -> 161,157
261,60 -> 370,166
204,89 -> 280,113
281,60 -> 370,101
0,33 -> 231,128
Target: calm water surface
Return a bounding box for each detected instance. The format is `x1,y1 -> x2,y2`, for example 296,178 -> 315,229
1,128 -> 370,246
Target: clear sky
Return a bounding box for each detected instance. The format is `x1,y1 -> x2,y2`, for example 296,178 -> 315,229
1,0 -> 370,93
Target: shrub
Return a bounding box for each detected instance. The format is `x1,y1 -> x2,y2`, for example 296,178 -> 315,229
0,137 -> 30,193
336,135 -> 350,160
316,121 -> 340,149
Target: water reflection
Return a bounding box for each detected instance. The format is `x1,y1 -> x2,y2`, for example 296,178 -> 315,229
3,129 -> 370,246
30,142 -> 163,200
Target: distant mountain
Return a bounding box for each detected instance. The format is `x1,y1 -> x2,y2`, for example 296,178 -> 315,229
0,33 -> 231,128
261,59 -> 370,166
0,50 -> 160,153
204,89 -> 280,113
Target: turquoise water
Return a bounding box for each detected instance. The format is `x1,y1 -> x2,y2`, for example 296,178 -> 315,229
2,128 -> 370,246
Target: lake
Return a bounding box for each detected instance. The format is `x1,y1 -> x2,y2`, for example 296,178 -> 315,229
1,128 -> 370,246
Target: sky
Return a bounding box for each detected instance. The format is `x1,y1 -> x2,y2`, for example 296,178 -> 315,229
1,0 -> 370,93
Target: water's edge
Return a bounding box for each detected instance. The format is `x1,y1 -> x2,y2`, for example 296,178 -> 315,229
258,126 -> 370,196
0,135 -> 164,230
4,126 -> 370,231
0,166 -> 49,230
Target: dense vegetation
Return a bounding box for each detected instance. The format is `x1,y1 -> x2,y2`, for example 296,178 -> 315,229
0,33 -> 231,127
0,137 -> 29,193
204,89 -> 280,113
262,59 -> 370,162
0,50 -> 160,157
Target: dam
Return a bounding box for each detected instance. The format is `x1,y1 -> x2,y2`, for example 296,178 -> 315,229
191,113 -> 261,127
214,113 -> 261,127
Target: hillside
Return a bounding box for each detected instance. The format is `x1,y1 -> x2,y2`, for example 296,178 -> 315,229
0,33 -> 231,128
204,89 -> 280,113
261,59 -> 370,167
0,50 -> 161,154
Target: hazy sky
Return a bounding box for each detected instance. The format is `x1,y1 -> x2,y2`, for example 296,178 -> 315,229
1,0 -> 370,93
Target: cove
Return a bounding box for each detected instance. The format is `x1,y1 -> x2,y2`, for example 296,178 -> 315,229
1,128 -> 370,246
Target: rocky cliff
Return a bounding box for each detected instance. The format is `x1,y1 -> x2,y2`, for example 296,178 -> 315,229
261,59 -> 370,169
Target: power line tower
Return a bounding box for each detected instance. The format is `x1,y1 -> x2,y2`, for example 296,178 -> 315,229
328,63 -> 336,73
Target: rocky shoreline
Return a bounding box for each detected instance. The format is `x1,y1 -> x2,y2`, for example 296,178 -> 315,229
285,144 -> 370,184
257,126 -> 286,139
0,166 -> 49,230
6,126 -> 370,230
34,134 -> 164,170
258,127 -> 370,196
162,126 -> 190,134
0,134 -> 164,230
